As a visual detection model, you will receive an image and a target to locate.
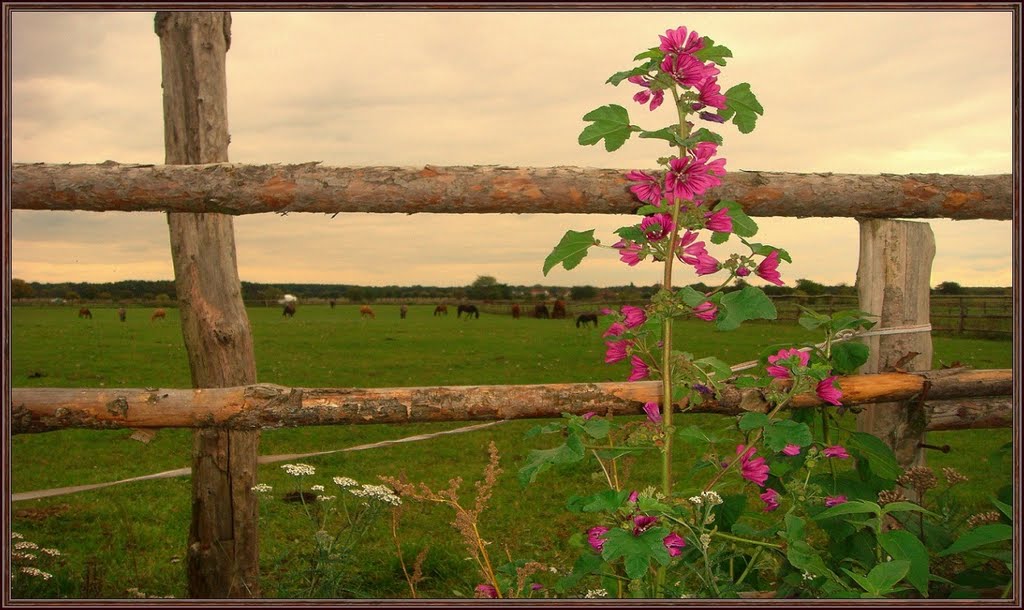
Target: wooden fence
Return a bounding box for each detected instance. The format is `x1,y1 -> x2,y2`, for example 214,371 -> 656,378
8,12 -> 1015,599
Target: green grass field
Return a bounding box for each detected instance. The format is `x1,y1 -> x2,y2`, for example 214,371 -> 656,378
9,304 -> 1014,598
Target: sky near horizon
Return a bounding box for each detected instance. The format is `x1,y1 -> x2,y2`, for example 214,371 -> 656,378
9,9 -> 1017,288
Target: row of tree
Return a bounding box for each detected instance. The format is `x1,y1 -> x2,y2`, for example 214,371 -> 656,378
10,277 -> 1010,303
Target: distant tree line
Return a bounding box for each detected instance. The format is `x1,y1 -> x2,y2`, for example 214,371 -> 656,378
10,276 -> 1010,303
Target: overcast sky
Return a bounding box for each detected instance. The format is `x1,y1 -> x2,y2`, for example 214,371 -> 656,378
9,9 -> 1016,288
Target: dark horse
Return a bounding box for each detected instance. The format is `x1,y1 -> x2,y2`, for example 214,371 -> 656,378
457,304 -> 479,319
283,303 -> 296,318
534,304 -> 550,319
576,313 -> 599,328
511,303 -> 521,319
552,299 -> 567,319
78,307 -> 92,319
434,305 -> 448,316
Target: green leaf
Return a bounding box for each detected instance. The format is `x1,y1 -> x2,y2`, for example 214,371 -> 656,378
638,126 -> 680,144
517,434 -> 585,485
633,47 -> 664,62
992,497 -> 1013,521
813,499 -> 881,521
938,524 -> 1012,557
635,205 -> 662,216
879,530 -> 930,597
577,489 -> 631,513
880,502 -> 940,519
719,83 -> 764,134
866,560 -> 911,594
583,417 -> 610,440
713,200 -> 758,238
555,552 -> 603,593
787,540 -> 842,583
579,104 -> 635,151
842,568 -> 879,595
602,527 -> 671,579
763,419 -> 813,452
846,432 -> 902,481
679,127 -> 724,148
738,412 -> 769,432
710,231 -> 730,245
716,285 -> 777,331
678,425 -> 722,445
694,356 -> 732,381
733,375 -> 764,389
713,494 -> 748,533
543,229 -> 597,276
613,225 -> 646,244
693,36 -> 732,66
831,342 -> 870,375
676,286 -> 707,307
743,240 -> 793,263
606,66 -> 650,86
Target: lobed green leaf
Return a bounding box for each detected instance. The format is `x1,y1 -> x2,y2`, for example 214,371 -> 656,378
543,229 -> 597,276
579,104 -> 636,151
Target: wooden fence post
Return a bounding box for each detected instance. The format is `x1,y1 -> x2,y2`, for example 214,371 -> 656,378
855,219 -> 935,472
155,12 -> 260,598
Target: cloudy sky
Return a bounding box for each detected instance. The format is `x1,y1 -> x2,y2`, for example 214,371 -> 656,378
9,9 -> 1016,288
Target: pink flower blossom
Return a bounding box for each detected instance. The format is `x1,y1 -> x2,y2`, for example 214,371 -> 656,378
736,266 -> 751,277
690,142 -> 727,178
632,515 -> 658,535
736,444 -> 769,487
600,307 -> 614,316
582,411 -> 597,421
693,252 -> 720,276
530,583 -> 543,591
628,356 -> 650,381
628,490 -> 640,503
824,495 -> 848,508
665,155 -> 720,203
587,526 -> 609,552
704,208 -> 733,233
676,230 -> 708,265
643,401 -> 662,424
699,111 -> 725,123
693,301 -> 717,321
621,305 -> 647,329
604,340 -> 630,364
755,251 -> 784,286
781,444 -> 802,456
625,170 -> 662,205
816,376 -> 843,406
760,488 -> 780,512
660,52 -> 708,88
766,348 -> 810,379
641,213 -> 675,241
695,76 -> 727,110
602,322 -> 626,338
823,445 -> 850,459
476,584 -> 498,598
663,532 -> 687,557
626,75 -> 664,112
658,26 -> 704,56
613,239 -> 644,266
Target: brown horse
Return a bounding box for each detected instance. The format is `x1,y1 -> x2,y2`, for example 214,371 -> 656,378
151,308 -> 166,321
360,305 -> 376,319
283,303 -> 296,318
552,300 -> 567,319
534,304 -> 550,319
78,307 -> 92,319
400,304 -> 408,319
433,305 -> 448,316
329,299 -> 337,309
117,307 -> 126,322
511,303 -> 521,319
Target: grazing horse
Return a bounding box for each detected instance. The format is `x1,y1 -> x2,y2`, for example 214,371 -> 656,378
117,307 -> 126,322
433,304 -> 448,316
283,303 -> 296,318
400,304 -> 408,319
552,300 -> 567,319
457,304 -> 480,319
329,299 -> 337,309
151,308 -> 166,322
511,303 -> 521,319
534,304 -> 550,319
78,307 -> 92,319
360,305 -> 376,319
576,313 -> 599,328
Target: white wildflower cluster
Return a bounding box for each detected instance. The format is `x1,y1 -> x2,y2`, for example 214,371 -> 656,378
40,548 -> 61,557
347,484 -> 401,506
704,512 -> 717,525
251,483 -> 273,494
801,571 -> 815,581
548,566 -> 558,574
316,495 -> 336,502
310,485 -> 325,492
281,463 -> 316,477
314,530 -> 332,548
19,567 -> 52,580
127,587 -> 176,599
699,533 -> 712,550
14,552 -> 37,561
584,588 -> 609,598
701,491 -> 723,506
11,532 -> 23,540
689,495 -> 703,506
14,541 -> 39,551
333,476 -> 358,487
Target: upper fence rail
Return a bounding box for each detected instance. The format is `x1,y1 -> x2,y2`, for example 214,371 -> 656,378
11,162 -> 1014,219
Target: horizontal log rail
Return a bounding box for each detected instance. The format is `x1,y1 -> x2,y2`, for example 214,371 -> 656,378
10,368 -> 1012,434
11,162 -> 1012,219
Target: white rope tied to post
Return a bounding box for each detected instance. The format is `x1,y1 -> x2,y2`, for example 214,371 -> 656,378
728,324 -> 933,374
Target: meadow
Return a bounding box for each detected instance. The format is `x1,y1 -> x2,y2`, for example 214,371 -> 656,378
9,304 -> 1014,598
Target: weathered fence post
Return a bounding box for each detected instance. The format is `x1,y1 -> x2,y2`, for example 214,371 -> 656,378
855,219 -> 935,472
155,12 -> 260,598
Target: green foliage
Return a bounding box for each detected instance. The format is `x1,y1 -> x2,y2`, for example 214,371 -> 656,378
878,530 -> 930,597
693,37 -> 732,65
543,230 -> 598,275
719,83 -> 764,134
578,104 -> 636,151
715,285 -> 778,331
601,527 -> 671,579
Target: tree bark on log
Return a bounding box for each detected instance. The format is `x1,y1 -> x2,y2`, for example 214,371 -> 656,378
156,12 -> 259,599
10,368 -> 1012,434
856,219 -> 935,473
10,162 -> 1012,220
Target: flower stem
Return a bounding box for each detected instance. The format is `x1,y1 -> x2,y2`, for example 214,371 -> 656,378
713,530 -> 783,550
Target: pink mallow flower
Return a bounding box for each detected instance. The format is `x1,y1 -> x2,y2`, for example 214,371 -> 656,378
625,169 -> 663,205
587,526 -> 610,552
693,301 -> 717,321
704,208 -> 733,233
643,401 -> 662,424
676,230 -> 708,265
766,347 -> 810,379
476,584 -> 498,598
781,444 -> 802,456
694,76 -> 727,110
736,444 -> 769,487
581,411 -> 597,421
736,266 -> 751,277
664,155 -> 720,203
621,305 -> 647,329
663,532 -> 687,557
604,340 -> 630,364
760,488 -> 780,512
690,141 -> 727,178
658,25 -> 704,56
632,515 -> 658,536
627,76 -> 665,112
602,322 -> 626,338
613,239 -> 644,266
660,52 -> 709,89
816,376 -> 843,406
641,213 -> 675,241
693,252 -> 721,276
823,445 -> 850,459
628,356 -> 650,382
755,251 -> 785,286
628,490 -> 640,503
825,495 -> 848,508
